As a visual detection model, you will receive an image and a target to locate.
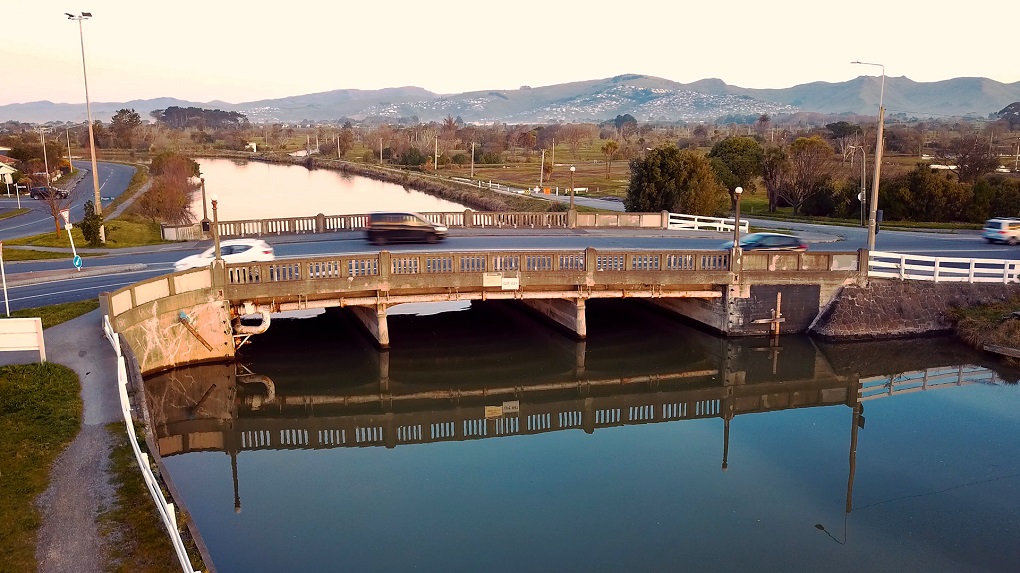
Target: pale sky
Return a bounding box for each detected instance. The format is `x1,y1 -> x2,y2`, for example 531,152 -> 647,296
3,1 -> 1017,107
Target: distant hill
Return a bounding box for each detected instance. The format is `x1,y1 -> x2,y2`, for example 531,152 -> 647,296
3,74 -> 1019,125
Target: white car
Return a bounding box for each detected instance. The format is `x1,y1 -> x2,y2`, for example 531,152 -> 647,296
174,238 -> 275,271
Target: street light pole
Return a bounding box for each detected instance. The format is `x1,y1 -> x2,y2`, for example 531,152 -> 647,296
569,165 -> 576,210
68,12 -> 104,243
211,195 -> 221,261
732,186 -> 743,249
852,60 -> 885,251
38,128 -> 52,191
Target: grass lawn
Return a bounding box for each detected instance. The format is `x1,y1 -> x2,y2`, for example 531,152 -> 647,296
5,216 -> 168,250
1,248 -> 74,261
1,208 -> 30,221
0,362 -> 83,573
10,300 -> 100,329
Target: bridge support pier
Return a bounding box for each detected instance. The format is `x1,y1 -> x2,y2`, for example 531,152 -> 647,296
347,305 -> 390,348
519,298 -> 586,339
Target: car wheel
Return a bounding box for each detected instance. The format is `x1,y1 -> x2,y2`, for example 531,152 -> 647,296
374,236 -> 387,246
1009,237 -> 1018,246
426,233 -> 438,244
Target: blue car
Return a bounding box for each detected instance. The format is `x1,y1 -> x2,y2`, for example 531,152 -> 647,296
720,232 -> 807,252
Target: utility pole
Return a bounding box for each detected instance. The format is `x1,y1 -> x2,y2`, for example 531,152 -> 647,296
470,142 -> 475,178
539,149 -> 545,189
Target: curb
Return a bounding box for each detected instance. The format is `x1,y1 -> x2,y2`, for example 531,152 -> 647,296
6,263 -> 148,287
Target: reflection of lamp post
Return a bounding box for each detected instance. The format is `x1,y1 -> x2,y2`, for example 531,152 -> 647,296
67,12 -> 104,244
211,195 -> 221,261
732,186 -> 744,248
852,60 -> 885,251
569,165 -> 576,210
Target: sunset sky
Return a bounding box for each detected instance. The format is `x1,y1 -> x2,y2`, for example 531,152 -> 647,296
4,0 -> 1017,107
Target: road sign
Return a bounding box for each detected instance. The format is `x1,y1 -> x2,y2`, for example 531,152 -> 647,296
60,209 -> 71,226
72,255 -> 83,269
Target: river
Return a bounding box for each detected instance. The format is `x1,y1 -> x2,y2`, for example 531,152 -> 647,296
146,300 -> 1020,572
192,157 -> 467,220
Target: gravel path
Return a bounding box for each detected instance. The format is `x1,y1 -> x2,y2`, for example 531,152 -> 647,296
34,309 -> 121,573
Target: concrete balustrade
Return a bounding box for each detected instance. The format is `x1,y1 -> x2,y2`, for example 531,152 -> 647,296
160,210 -> 674,240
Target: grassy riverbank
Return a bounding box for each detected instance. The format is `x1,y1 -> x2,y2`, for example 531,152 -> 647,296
99,423 -> 205,573
0,362 -> 83,573
949,296 -> 1020,365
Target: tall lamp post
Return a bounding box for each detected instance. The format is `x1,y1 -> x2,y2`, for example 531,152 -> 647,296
732,186 -> 743,249
211,195 -> 221,261
67,11 -> 104,244
569,165 -> 576,210
852,60 -> 885,251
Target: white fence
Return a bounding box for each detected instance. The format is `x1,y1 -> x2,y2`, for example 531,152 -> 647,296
101,316 -> 201,573
869,250 -> 1020,283
668,213 -> 749,233
0,317 -> 46,361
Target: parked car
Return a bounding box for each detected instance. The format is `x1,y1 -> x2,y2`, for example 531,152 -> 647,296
365,212 -> 448,245
30,186 -> 68,200
720,232 -> 808,252
174,238 -> 275,271
982,218 -> 1020,245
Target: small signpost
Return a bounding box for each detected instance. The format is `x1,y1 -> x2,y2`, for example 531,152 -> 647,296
60,209 -> 82,271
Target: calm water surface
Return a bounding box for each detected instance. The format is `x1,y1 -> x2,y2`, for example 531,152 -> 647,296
147,301 -> 1020,572
192,158 -> 467,220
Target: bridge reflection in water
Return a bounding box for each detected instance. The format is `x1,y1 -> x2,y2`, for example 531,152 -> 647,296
140,300 -> 1014,521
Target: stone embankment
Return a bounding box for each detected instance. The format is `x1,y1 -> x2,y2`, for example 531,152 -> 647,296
811,279 -> 1020,340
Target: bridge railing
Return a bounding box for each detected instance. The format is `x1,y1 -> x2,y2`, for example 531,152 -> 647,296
160,210 -> 682,239
668,212 -> 749,233
222,248 -> 747,286
869,250 -> 1020,283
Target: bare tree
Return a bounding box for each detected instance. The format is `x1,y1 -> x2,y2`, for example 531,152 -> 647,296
777,136 -> 837,214
558,123 -> 596,159
934,134 -> 1001,183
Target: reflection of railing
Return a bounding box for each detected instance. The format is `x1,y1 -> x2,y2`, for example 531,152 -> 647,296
860,364 -> 1002,400
868,251 -> 1020,283
101,316 -> 201,573
149,372 -> 855,455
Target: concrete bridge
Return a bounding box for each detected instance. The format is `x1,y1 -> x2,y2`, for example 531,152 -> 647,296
101,247 -> 865,375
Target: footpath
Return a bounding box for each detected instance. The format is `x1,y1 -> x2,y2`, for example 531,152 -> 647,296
32,309 -> 121,573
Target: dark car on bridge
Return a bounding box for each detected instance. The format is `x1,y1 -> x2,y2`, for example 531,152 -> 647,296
30,186 -> 69,200
365,212 -> 448,245
720,232 -> 807,252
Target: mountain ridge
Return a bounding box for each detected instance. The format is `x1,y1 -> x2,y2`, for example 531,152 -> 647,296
3,74 -> 1018,125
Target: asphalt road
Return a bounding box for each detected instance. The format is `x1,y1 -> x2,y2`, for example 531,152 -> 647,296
4,161 -> 1018,312
0,161 -> 134,242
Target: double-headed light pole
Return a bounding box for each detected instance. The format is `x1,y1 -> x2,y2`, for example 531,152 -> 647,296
67,11 -> 104,243
851,60 -> 885,251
